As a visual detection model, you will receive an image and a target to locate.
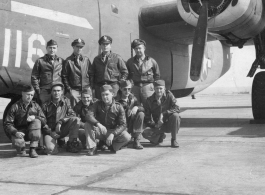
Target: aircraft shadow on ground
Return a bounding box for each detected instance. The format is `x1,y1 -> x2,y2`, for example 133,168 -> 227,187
180,106 -> 252,112
181,118 -> 265,138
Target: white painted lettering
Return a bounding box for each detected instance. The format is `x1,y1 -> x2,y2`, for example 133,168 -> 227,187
3,29 -> 11,67
15,30 -> 22,67
27,34 -> 45,69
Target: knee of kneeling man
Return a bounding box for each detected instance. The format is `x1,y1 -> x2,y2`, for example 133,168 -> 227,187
137,111 -> 145,118
31,134 -> 41,141
28,119 -> 41,130
124,131 -> 132,142
171,112 -> 180,119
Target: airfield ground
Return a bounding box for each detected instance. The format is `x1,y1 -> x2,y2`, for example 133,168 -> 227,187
0,94 -> 264,195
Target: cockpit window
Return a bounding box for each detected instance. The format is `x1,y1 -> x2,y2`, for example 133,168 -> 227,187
111,4 -> 118,14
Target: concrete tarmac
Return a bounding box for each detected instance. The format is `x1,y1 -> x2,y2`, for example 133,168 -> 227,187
0,94 -> 264,195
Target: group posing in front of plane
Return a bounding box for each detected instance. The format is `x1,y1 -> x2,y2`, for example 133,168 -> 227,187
3,35 -> 181,158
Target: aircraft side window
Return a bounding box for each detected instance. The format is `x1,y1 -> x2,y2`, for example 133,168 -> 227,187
111,4 -> 118,14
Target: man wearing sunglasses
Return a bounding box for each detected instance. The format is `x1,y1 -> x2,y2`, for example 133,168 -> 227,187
116,80 -> 145,149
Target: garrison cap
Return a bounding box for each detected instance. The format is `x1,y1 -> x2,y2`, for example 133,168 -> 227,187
100,85 -> 113,93
120,80 -> 132,89
81,88 -> 92,96
72,38 -> 85,47
154,80 -> 165,87
47,39 -> 58,47
22,85 -> 34,92
98,35 -> 112,45
131,39 -> 146,48
51,82 -> 64,90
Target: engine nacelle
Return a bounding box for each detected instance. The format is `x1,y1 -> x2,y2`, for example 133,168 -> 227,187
178,0 -> 265,47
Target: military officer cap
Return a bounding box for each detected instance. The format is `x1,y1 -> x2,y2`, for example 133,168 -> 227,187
120,80 -> 132,89
98,35 -> 112,45
22,85 -> 34,92
154,80 -> 165,87
51,82 -> 64,90
100,85 -> 113,93
81,88 -> 92,96
131,39 -> 146,49
72,38 -> 85,47
47,39 -> 58,47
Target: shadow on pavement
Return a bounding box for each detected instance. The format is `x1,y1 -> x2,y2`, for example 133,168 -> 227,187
181,118 -> 248,127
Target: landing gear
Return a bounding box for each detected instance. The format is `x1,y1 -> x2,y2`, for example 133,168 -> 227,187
252,72 -> 265,120
3,96 -> 21,140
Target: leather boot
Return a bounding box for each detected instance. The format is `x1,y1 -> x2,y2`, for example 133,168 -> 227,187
87,147 -> 97,156
171,139 -> 179,148
158,133 -> 166,143
57,138 -> 65,148
29,147 -> 38,158
108,145 -> 116,154
133,139 -> 144,149
66,138 -> 79,153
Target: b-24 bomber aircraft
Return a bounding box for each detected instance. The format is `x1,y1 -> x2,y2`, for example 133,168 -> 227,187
1,0 -> 265,139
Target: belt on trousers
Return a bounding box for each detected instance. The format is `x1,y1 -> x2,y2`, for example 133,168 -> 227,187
133,81 -> 152,87
97,81 -> 118,86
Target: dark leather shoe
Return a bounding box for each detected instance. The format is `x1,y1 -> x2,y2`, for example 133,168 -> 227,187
29,148 -> 38,158
108,145 -> 116,154
158,133 -> 166,143
97,140 -> 108,151
171,139 -> 179,148
66,138 -> 79,153
57,138 -> 65,148
133,140 -> 144,150
87,147 -> 97,156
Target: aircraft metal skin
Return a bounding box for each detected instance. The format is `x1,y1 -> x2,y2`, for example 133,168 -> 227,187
0,0 -> 264,99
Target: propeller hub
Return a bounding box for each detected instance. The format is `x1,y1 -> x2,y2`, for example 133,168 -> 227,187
183,0 -> 232,17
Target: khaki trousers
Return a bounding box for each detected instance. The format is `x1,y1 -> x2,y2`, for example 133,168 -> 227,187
85,123 -> 131,151
44,117 -> 80,154
12,119 -> 41,149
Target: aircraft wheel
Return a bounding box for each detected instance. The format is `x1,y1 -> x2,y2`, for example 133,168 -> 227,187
3,96 -> 21,140
252,71 -> 265,120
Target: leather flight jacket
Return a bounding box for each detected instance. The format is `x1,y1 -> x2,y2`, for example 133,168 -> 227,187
86,99 -> 127,137
4,99 -> 46,136
144,90 -> 180,128
31,54 -> 64,92
73,99 -> 97,128
42,97 -> 76,131
62,53 -> 92,93
115,92 -> 144,118
126,55 -> 160,84
90,51 -> 128,88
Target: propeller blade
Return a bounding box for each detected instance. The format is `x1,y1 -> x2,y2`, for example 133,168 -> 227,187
190,0 -> 209,81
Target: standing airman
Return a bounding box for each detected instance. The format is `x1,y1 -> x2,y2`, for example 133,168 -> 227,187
31,40 -> 64,105
90,35 -> 128,99
126,39 -> 160,105
62,38 -> 92,108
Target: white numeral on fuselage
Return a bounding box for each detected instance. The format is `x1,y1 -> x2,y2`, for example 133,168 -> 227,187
2,28 -> 45,69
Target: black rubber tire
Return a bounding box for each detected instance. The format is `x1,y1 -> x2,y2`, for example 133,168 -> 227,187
252,71 -> 265,120
3,96 -> 21,140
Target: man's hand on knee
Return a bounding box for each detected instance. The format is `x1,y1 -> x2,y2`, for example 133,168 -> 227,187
97,123 -> 107,133
106,133 -> 114,146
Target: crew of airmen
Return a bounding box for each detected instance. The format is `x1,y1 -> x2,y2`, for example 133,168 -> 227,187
3,36 -> 181,158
